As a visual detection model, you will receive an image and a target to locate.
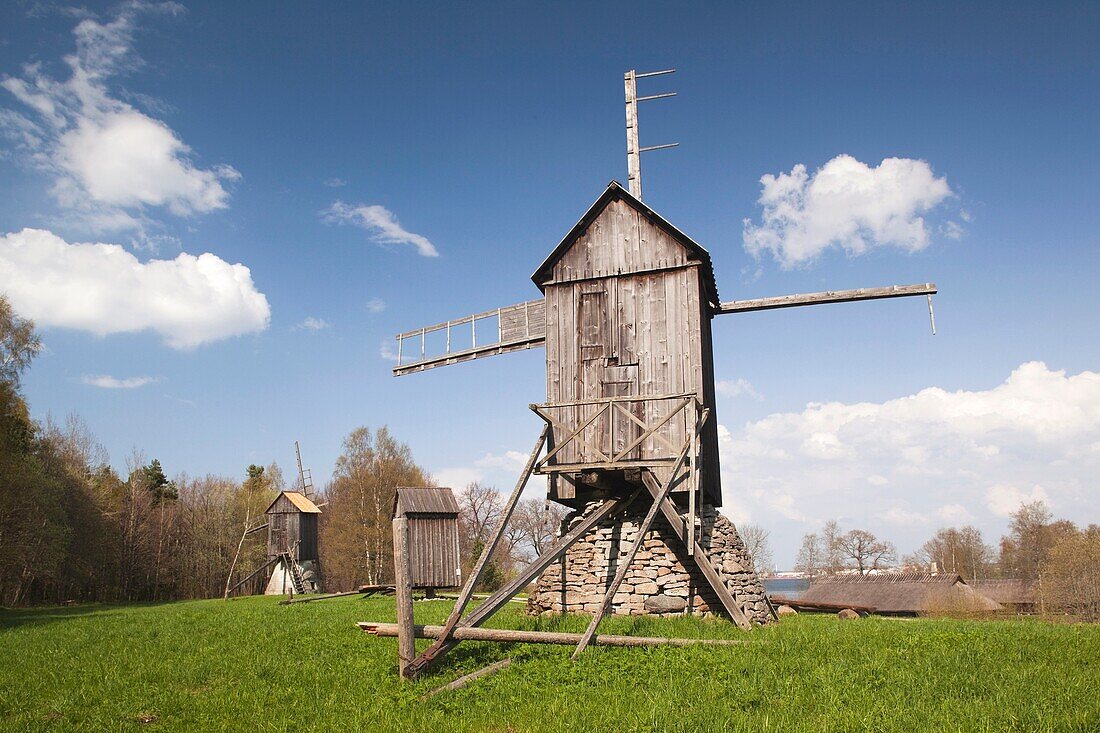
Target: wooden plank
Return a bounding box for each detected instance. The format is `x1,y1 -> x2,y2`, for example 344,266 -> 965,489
392,517 -> 415,679
359,623 -> 750,647
717,283 -> 937,314
640,471 -> 754,630
393,334 -> 544,376
424,659 -> 512,698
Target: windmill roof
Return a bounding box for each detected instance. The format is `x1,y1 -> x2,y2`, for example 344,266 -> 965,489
393,487 -> 460,517
531,181 -> 720,308
799,572 -> 1002,614
265,491 -> 322,514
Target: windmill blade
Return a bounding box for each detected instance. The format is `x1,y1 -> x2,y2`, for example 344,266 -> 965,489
393,298 -> 545,376
716,283 -> 937,315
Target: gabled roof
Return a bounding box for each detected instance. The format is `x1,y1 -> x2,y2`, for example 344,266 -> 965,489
265,490 -> 322,514
393,487 -> 460,517
531,181 -> 720,307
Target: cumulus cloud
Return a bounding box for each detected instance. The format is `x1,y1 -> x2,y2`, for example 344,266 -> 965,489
294,316 -> 331,332
0,228 -> 270,348
985,483 -> 1050,518
81,374 -> 157,389
716,377 -> 763,401
719,361 -> 1100,563
433,449 -> 547,495
742,155 -> 956,267
323,202 -> 439,257
0,3 -> 237,233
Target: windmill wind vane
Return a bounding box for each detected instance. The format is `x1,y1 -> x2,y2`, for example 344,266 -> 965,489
384,68 -> 938,678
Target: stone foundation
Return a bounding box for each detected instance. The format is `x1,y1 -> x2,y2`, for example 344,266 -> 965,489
527,500 -> 772,624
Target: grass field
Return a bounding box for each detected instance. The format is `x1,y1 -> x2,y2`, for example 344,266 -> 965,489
1,595 -> 1097,732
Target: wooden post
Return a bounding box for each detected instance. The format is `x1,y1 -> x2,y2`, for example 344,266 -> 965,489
392,516 -> 415,680
624,70 -> 641,199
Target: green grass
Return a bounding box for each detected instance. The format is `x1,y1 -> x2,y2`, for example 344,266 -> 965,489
1,596 -> 1097,732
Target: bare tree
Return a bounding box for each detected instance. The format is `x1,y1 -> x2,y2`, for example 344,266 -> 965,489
513,499 -> 568,561
821,519 -> 846,575
738,523 -> 773,575
836,529 -> 896,574
906,526 -> 993,579
795,532 -> 824,577
1043,525 -> 1100,621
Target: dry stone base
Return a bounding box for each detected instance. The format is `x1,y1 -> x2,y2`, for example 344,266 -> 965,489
527,500 -> 772,625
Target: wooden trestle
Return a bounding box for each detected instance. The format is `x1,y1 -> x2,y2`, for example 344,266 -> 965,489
387,405 -> 752,680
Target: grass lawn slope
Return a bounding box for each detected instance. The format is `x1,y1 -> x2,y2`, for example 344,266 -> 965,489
1,596 -> 1097,732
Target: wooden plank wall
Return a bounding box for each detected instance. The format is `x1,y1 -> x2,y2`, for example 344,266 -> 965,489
407,516 -> 461,588
542,197 -> 719,504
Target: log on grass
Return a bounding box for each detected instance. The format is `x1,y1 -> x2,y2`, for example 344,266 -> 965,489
279,590 -> 365,605
424,659 -> 512,698
358,622 -> 750,648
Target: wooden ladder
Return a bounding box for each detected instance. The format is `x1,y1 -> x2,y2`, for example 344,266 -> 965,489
281,552 -> 307,594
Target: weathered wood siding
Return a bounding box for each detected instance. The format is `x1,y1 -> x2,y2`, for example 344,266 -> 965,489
542,198 -> 720,504
266,494 -> 319,561
407,516 -> 461,588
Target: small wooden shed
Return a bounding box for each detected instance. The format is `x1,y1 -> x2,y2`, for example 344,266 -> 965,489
266,490 -> 322,562
393,487 -> 461,589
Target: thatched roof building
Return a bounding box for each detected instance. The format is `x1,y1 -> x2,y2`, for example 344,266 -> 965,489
798,572 -> 1002,616
969,579 -> 1037,611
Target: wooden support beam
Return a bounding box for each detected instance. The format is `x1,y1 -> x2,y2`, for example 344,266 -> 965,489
410,427 -> 548,673
279,590 -> 366,605
403,494 -> 635,678
392,516 -> 415,680
641,472 -> 754,630
424,659 -> 512,698
716,283 -> 937,315
225,557 -> 277,596
572,409 -> 709,659
359,623 -> 749,648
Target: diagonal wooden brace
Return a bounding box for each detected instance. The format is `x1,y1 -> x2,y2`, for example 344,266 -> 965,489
403,493 -> 637,678
640,471 -> 754,630
406,426 -> 547,675
572,408 -> 709,658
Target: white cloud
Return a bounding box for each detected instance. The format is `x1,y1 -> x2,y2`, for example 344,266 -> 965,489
379,339 -> 399,362
323,202 -> 439,257
323,177 -> 347,188
742,155 -> 956,268
936,503 -> 972,522
881,507 -> 927,525
719,361 -> 1100,563
0,228 -> 270,349
366,298 -> 386,313
81,374 -> 157,389
716,377 -> 763,401
0,3 -> 236,233
433,449 -> 547,495
985,484 -> 1050,518
294,317 -> 331,332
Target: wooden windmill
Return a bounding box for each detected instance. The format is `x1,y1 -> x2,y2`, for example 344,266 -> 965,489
388,70 -> 937,676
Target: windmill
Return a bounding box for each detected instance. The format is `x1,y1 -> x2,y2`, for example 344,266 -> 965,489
223,443 -> 324,598
390,70 -> 937,676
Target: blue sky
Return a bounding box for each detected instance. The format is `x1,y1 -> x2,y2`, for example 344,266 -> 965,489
1,1 -> 1097,566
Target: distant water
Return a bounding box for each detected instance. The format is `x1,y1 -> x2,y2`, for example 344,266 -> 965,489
764,577 -> 810,600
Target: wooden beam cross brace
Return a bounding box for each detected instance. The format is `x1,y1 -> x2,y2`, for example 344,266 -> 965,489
403,493 -> 637,678
640,471 -> 754,630
571,408 -> 710,658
